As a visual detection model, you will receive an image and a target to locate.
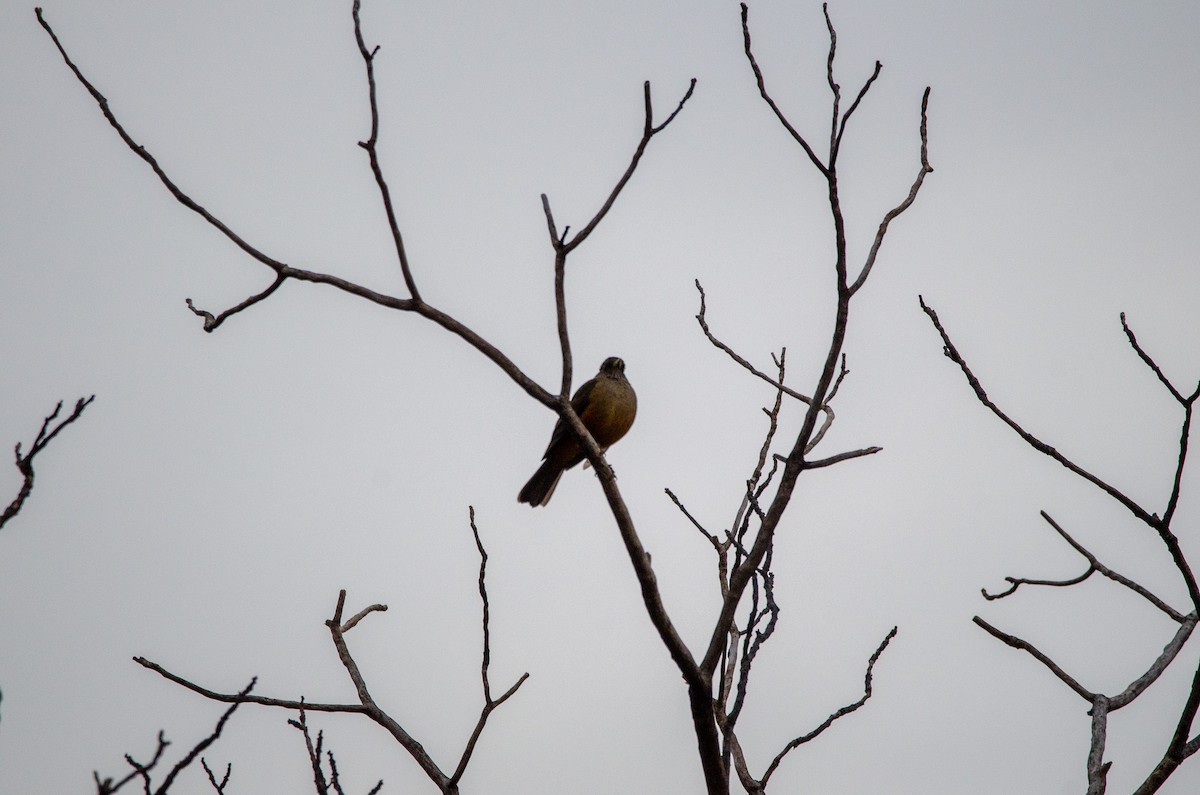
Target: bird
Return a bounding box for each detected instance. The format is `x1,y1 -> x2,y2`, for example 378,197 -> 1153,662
518,356 -> 637,507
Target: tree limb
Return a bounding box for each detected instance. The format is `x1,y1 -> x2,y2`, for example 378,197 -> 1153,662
2,395 -> 95,531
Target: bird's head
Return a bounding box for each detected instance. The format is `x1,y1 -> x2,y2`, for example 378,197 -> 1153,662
600,356 -> 625,376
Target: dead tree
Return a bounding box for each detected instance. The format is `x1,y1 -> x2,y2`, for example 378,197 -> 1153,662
923,299 -> 1200,794
37,1 -> 930,791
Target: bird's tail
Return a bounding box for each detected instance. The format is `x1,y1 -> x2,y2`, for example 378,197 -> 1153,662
518,460 -> 564,507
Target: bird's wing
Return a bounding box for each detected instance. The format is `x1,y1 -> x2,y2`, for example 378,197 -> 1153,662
540,376 -> 598,457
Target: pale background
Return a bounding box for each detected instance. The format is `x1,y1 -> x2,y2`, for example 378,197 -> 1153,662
3,1 -> 1200,793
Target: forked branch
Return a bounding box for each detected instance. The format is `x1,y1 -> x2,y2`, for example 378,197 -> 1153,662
93,679 -> 253,795
2,395 -> 95,531
136,567 -> 525,794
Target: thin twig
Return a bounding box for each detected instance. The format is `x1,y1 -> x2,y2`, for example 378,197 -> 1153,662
449,508 -> 531,787
186,273 -> 286,332
2,395 -> 95,531
93,680 -> 252,795
740,3 -> 828,174
352,0 -> 419,300
848,87 -> 933,295
200,758 -> 232,793
759,627 -> 897,787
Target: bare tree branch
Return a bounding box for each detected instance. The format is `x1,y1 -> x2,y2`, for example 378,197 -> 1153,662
934,300 -> 1200,791
1087,695 -> 1111,795
449,508 -> 531,787
290,703 -> 384,795
759,626 -> 898,787
740,3 -> 828,174
137,570 -> 523,795
804,446 -> 883,468
921,297 -> 1200,624
545,80 -> 696,258
2,395 -> 94,531
35,6 -> 555,412
200,758 -> 232,794
848,86 -> 933,295
1120,312 -> 1194,405
694,281 -> 818,409
542,78 -> 696,398
973,616 -> 1094,700
93,680 -> 252,795
920,297 -> 1159,528
186,274 -> 286,333
704,2 -> 932,692
352,0 -> 418,301
1029,512 -> 1184,623
1109,615 -> 1197,709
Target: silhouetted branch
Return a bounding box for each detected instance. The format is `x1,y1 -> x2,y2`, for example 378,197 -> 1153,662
694,281 -> 819,410
920,297 -> 1159,528
1109,615 -> 1197,709
848,87 -> 933,295
290,704 -> 384,795
705,3 -> 932,696
973,616 -> 1093,699
805,446 -> 883,468
980,511 -> 1187,624
449,508 -> 531,787
741,3 -> 827,174
2,395 -> 94,531
759,626 -> 898,787
35,6 -> 553,412
1118,313 -> 1200,530
186,273 -> 286,332
200,758 -> 231,794
541,77 -> 696,396
1120,312 -> 1195,406
93,679 -> 252,794
137,569 -> 522,795
695,281 -> 847,455
352,0 -> 418,301
934,298 -> 1200,791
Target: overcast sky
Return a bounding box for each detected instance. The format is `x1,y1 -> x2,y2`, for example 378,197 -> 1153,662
4,1 -> 1200,793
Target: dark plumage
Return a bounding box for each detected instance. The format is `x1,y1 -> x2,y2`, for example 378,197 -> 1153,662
518,357 -> 637,507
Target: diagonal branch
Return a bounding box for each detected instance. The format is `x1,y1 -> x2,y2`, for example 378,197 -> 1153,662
694,281 -> 842,453
1121,312 -> 1186,404
134,656 -> 368,715
922,296 -> 1200,615
36,9 -> 290,277
352,0 -> 419,300
547,79 -> 697,257
740,3 -> 828,175
449,508 -> 530,787
186,273 -> 287,333
541,78 -> 695,397
973,616 -> 1094,700
920,297 -> 1158,528
1039,511 -> 1185,623
848,87 -> 933,295
1109,614 -> 1197,709
36,7 -> 558,414
832,60 -> 882,162
2,395 -> 95,531
759,626 -> 897,787
93,680 -> 253,795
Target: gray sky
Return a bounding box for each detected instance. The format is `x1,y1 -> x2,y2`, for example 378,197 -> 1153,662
4,1 -> 1200,793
